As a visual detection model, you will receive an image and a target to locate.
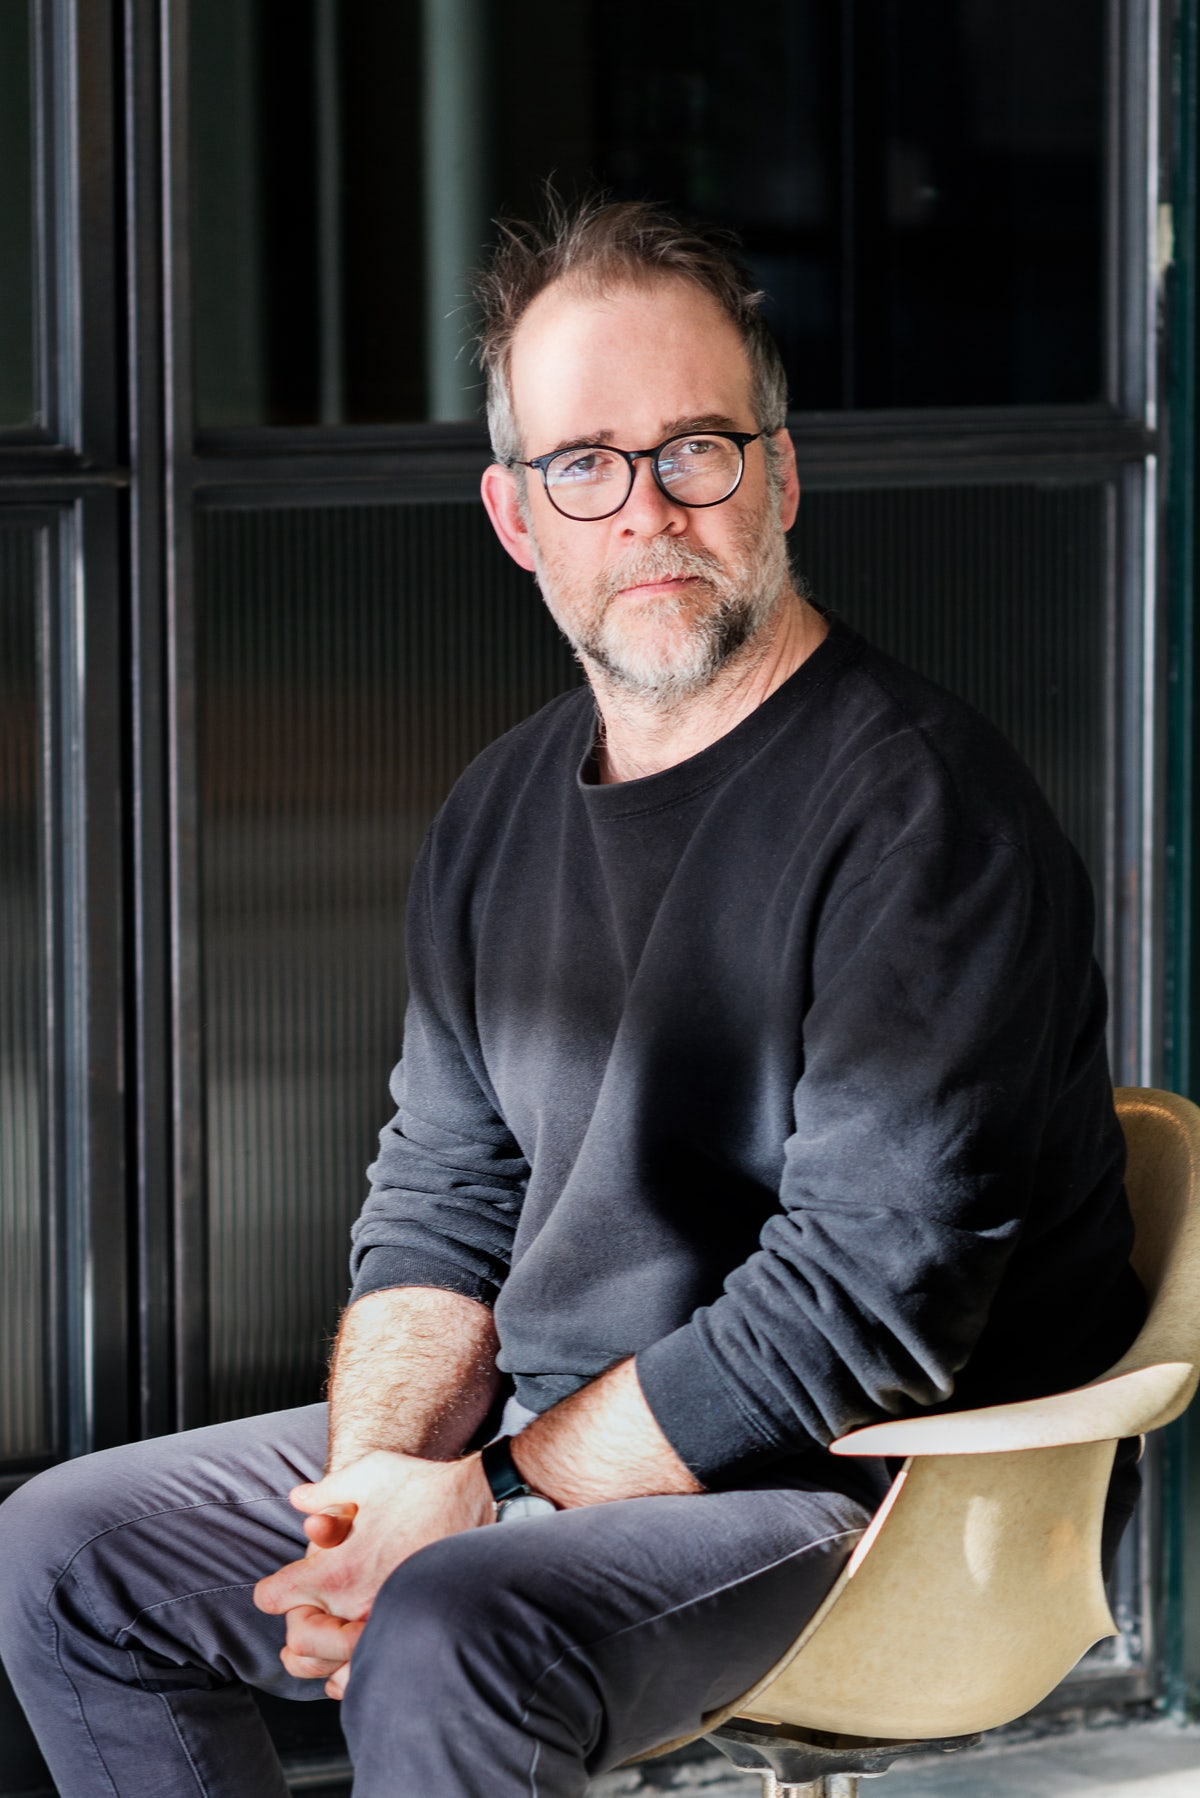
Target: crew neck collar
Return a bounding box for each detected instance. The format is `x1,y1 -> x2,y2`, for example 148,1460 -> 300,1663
575,615 -> 860,816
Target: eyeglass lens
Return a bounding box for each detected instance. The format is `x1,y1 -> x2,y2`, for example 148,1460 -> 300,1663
543,434 -> 744,519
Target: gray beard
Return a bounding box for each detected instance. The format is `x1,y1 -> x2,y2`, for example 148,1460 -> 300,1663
535,521 -> 794,710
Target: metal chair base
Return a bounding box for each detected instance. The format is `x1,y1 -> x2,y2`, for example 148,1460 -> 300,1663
707,1717 -> 982,1796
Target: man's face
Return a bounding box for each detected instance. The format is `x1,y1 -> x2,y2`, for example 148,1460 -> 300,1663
491,277 -> 799,705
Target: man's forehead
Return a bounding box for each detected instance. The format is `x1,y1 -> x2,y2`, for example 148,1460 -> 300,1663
507,275 -> 754,450
509,273 -> 747,369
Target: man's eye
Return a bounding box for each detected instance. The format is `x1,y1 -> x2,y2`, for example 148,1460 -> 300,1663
659,438 -> 720,476
553,451 -> 612,483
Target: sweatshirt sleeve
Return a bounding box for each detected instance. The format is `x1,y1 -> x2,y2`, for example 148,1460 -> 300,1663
349,840 -> 528,1306
635,830 -> 1084,1487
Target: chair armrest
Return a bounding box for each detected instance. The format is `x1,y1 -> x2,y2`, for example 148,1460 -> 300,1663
830,1360 -> 1195,1457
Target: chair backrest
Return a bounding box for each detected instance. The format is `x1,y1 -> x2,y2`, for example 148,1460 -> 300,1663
1110,1088 -> 1200,1404
681,1086 -> 1200,1746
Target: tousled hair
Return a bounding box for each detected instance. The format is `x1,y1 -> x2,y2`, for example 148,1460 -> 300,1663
472,194 -> 790,468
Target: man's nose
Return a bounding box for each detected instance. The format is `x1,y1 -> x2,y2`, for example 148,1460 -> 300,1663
619,455 -> 686,535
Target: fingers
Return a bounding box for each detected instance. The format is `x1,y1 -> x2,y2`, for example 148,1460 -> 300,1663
253,1568 -> 291,1615
303,1508 -> 356,1550
278,1607 -> 364,1684
254,1556 -> 319,1615
288,1448 -> 401,1518
289,1469 -> 361,1516
326,1659 -> 353,1701
256,1537 -> 363,1621
281,1644 -> 346,1681
288,1479 -> 332,1515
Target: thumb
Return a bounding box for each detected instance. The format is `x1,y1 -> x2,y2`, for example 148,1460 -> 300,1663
289,1470 -> 359,1518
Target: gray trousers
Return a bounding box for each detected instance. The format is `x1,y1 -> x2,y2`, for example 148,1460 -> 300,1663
0,1405 -> 881,1798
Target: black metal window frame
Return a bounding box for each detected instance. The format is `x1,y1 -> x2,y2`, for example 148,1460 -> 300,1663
0,0 -> 128,1491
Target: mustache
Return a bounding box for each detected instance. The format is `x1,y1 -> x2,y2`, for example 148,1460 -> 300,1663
597,541 -> 727,602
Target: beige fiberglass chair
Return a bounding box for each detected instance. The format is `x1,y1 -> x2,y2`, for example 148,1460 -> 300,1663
643,1087 -> 1200,1798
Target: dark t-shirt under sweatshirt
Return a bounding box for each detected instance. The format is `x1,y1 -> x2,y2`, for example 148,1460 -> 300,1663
351,618 -> 1144,1489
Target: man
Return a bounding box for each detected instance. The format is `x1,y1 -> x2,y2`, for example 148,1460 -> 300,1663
0,200 -> 1143,1797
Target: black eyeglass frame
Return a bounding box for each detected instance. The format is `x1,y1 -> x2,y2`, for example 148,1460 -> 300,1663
507,430 -> 763,521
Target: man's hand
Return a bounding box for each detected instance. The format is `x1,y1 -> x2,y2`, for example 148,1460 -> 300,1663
256,1351 -> 699,1698
270,1605 -> 366,1696
253,1449 -> 494,1697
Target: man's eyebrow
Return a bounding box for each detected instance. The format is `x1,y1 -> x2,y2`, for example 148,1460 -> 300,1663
659,412 -> 745,438
545,429 -> 616,456
544,414 -> 746,456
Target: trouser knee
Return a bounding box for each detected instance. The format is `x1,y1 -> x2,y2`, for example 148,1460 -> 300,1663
342,1533 -> 600,1758
0,1459 -> 96,1650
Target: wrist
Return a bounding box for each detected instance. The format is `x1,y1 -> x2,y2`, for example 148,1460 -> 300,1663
481,1436 -> 559,1522
503,1361 -> 703,1506
457,1450 -> 498,1530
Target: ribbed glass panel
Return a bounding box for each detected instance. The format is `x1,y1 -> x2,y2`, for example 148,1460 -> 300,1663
0,527 -> 49,1458
197,503 -> 579,1419
792,482 -> 1108,916
0,2 -> 34,426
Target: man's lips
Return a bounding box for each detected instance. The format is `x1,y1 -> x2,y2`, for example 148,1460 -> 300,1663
613,573 -> 698,600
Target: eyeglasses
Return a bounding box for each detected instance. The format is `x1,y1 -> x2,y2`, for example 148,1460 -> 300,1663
507,430 -> 762,522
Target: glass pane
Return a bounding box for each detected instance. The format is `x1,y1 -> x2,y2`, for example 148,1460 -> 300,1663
0,526 -> 50,1459
791,482 -> 1108,934
0,2 -> 35,427
191,0 -> 1104,426
579,0 -> 1107,410
196,502 -> 579,1419
191,0 -> 426,426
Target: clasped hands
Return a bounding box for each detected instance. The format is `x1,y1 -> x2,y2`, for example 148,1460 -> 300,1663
253,1448 -> 493,1699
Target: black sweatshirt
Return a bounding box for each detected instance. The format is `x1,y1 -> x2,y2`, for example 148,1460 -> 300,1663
351,619 -> 1144,1487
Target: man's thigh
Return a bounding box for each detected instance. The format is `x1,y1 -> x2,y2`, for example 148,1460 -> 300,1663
343,1472 -> 876,1791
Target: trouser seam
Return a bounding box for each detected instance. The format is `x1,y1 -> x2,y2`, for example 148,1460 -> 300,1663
517,1521 -> 865,1796
49,1572 -> 122,1798
46,1491 -> 297,1639
155,1689 -> 211,1796
45,1491 -> 294,1598
114,1581 -> 268,1645
40,1494 -> 295,1794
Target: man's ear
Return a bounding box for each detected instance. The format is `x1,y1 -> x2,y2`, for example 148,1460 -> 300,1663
481,464 -> 538,573
774,428 -> 801,533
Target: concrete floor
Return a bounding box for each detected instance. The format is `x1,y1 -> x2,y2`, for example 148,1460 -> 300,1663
588,1721 -> 1200,1796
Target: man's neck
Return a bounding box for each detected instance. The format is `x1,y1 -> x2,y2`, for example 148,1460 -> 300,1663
589,593 -> 828,785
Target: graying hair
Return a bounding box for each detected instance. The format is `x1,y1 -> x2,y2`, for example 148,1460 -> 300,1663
473,196 -> 790,470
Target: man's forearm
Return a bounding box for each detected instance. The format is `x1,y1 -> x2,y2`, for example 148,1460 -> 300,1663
508,1356 -> 703,1506
326,1286 -> 500,1472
